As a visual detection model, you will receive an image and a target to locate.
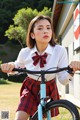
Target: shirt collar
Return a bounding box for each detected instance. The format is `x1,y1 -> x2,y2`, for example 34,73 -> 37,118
31,44 -> 53,55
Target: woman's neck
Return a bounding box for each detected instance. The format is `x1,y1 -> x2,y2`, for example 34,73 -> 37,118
36,43 -> 48,54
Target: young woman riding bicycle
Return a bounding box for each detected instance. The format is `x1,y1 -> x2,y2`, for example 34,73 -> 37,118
1,15 -> 80,120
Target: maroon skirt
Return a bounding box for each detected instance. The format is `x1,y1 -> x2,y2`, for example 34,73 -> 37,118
16,77 -> 60,117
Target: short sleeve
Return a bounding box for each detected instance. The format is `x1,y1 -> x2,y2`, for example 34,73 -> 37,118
14,49 -> 25,68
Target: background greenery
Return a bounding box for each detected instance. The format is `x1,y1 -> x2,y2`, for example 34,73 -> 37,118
0,0 -> 53,44
5,7 -> 52,47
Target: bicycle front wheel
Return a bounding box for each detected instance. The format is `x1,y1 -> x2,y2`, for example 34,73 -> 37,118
32,99 -> 79,120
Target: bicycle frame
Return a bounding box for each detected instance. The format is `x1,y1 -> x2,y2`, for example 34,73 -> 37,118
38,72 -> 51,120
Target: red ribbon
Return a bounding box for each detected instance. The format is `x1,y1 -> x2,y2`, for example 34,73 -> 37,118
32,52 -> 48,68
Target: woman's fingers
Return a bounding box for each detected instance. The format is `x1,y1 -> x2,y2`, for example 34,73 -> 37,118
69,61 -> 80,71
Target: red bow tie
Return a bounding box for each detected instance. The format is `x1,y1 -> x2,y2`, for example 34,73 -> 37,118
32,52 -> 48,68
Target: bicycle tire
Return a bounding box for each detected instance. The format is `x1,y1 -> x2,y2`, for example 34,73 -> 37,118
31,99 -> 79,120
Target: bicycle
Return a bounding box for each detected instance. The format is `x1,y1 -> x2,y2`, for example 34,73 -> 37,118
11,66 -> 80,120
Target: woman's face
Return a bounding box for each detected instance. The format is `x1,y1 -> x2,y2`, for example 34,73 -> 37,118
31,19 -> 52,45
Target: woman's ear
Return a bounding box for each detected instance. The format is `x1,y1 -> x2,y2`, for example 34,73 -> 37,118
31,33 -> 35,39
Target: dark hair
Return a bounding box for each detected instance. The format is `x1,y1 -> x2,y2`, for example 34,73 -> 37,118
26,15 -> 56,48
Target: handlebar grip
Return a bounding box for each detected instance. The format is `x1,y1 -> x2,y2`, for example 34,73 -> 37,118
67,66 -> 74,75
12,68 -> 27,72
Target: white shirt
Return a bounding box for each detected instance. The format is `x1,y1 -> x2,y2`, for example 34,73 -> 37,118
14,44 -> 72,85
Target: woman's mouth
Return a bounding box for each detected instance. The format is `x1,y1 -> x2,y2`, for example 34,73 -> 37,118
43,35 -> 49,38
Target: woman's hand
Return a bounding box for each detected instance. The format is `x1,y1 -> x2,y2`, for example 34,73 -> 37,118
0,62 -> 15,73
69,61 -> 80,72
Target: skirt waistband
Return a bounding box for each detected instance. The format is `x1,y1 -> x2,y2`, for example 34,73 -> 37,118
25,76 -> 56,85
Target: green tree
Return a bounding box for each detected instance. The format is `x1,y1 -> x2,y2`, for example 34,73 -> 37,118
5,7 -> 52,47
0,0 -> 53,43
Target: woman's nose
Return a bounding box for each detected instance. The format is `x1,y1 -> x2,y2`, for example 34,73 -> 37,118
43,28 -> 48,33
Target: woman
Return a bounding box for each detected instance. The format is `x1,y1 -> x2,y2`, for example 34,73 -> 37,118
1,15 -> 80,120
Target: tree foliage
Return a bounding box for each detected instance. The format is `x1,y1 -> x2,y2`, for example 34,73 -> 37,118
5,7 -> 52,47
0,0 -> 53,44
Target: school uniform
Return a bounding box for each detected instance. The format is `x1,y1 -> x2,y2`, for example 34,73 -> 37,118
14,44 -> 73,117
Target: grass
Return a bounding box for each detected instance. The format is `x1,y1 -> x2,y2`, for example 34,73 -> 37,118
0,80 -> 21,120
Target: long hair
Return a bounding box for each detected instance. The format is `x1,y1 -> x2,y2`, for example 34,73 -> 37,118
26,15 -> 56,48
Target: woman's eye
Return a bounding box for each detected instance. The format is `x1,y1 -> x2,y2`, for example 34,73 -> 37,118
47,27 -> 51,29
38,28 -> 42,30
37,27 -> 51,30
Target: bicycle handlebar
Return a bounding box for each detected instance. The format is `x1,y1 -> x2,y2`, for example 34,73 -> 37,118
1,65 -> 80,75
12,66 -> 73,75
